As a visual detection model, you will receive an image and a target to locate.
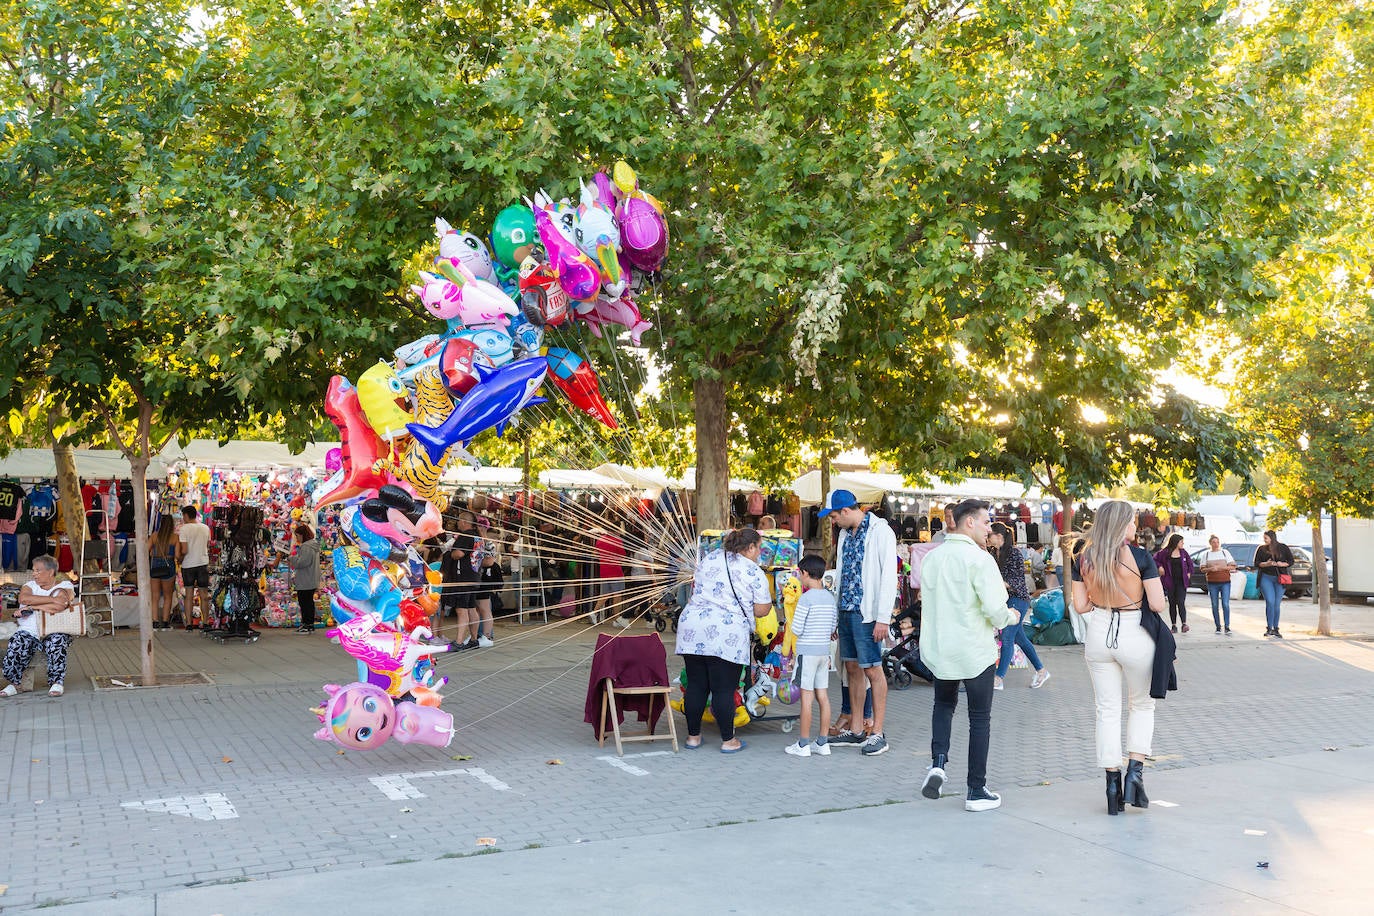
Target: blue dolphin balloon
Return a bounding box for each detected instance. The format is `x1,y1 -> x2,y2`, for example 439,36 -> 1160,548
407,357 -> 550,465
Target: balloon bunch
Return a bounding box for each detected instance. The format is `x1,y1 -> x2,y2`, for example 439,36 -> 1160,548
309,163 -> 669,751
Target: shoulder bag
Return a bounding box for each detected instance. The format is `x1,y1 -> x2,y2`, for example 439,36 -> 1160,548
1205,553 -> 1231,584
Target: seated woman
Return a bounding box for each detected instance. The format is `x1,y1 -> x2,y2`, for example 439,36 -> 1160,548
2,555 -> 78,698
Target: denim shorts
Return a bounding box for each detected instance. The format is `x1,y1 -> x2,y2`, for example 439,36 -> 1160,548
837,610 -> 882,668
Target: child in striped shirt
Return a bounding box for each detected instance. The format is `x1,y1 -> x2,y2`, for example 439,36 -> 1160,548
785,554 -> 838,758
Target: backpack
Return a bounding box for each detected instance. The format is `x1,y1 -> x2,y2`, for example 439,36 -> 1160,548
1030,618 -> 1078,646
1031,590 -> 1066,626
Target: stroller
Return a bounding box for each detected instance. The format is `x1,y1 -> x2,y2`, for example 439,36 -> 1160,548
882,601 -> 934,689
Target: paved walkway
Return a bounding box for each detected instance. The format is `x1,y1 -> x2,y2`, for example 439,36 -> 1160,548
1,595 -> 1371,912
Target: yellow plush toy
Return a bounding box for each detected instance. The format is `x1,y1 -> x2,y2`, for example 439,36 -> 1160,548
780,575 -> 802,657
755,608 -> 780,645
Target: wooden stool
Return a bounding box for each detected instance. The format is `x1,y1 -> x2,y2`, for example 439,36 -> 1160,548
597,679 -> 678,756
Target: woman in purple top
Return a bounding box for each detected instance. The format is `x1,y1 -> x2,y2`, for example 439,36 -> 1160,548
1153,534 -> 1194,634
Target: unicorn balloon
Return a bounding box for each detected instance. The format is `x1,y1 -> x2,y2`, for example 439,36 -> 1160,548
576,178 -> 627,300
412,260 -> 517,329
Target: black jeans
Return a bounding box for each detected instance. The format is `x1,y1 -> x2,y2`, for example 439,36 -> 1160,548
297,589 -> 316,628
931,664 -> 996,790
682,654 -> 743,742
1166,581 -> 1187,627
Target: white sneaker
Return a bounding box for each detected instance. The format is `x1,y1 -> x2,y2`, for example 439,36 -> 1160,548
921,765 -> 946,800
611,617 -> 631,629
1031,670 -> 1052,689
811,740 -> 832,756
477,636 -> 494,648
993,677 -> 1005,691
1,684 -> 17,697
48,682 -> 64,697
784,741 -> 811,757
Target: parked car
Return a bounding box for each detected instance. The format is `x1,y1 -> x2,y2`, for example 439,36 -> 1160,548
1188,543 -> 1314,598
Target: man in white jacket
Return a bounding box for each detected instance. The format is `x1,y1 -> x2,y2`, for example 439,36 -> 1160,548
823,489 -> 898,756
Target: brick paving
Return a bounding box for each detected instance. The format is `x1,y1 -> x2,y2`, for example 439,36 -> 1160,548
1,595 -> 1372,910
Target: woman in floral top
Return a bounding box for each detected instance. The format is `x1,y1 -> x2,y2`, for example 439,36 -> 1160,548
675,528 -> 774,752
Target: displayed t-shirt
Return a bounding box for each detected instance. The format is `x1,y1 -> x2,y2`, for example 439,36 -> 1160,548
25,485 -> 57,541
0,480 -> 27,535
179,521 -> 212,568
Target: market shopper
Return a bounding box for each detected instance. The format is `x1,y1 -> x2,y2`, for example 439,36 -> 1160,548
1200,535 -> 1237,634
148,516 -> 179,629
473,526 -> 505,647
1255,530 -> 1293,638
988,523 -> 1050,690
1154,534 -> 1194,633
1071,500 -> 1172,816
2,555 -> 78,697
675,527 -> 773,753
290,524 -> 320,633
823,489 -> 898,757
918,499 -> 1020,812
176,505 -> 212,629
444,509 -> 482,649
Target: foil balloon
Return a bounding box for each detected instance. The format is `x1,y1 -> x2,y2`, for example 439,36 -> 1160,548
532,202 -> 601,303
453,327 -> 514,367
316,375 -> 393,508
394,367 -> 455,499
612,161 -> 669,272
356,362 -> 412,440
437,337 -> 493,396
518,258 -> 572,328
329,610 -> 451,702
545,347 -> 617,430
312,682 -> 455,750
490,204 -> 538,271
324,448 -> 342,474
413,261 -> 518,329
407,357 -> 550,465
575,294 -> 653,346
576,178 -> 627,300
506,310 -> 545,359
435,218 -> 497,283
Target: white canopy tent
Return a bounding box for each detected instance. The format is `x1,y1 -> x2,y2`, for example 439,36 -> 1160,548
792,470 -> 1040,506
158,439 -> 338,472
440,465 -> 525,488
0,448 -> 167,480
679,468 -> 761,494
591,463 -> 682,492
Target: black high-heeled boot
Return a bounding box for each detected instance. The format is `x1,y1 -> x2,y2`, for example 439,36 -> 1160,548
1106,770 -> 1122,816
1123,759 -> 1149,808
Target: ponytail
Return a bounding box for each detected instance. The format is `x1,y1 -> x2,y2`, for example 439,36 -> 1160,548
723,526 -> 761,555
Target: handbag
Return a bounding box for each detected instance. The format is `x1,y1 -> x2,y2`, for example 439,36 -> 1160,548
150,547 -> 176,578
1205,565 -> 1231,584
1278,573 -> 1293,586
38,602 -> 87,638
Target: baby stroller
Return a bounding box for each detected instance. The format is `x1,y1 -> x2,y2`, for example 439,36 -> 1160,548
882,601 -> 933,689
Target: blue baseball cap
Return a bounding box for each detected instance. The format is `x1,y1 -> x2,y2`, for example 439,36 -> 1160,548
818,488 -> 858,519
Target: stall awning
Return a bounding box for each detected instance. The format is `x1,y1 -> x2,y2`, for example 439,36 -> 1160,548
440,465 -> 525,488
159,439 -> 339,471
0,448 -> 167,481
792,470 -> 1039,506
679,468 -> 761,494
591,463 -> 682,492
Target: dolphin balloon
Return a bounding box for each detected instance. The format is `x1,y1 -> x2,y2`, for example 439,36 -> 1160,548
406,357 -> 550,465
545,347 -> 618,430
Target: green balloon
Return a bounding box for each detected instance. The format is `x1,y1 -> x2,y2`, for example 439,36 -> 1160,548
491,204 -> 536,269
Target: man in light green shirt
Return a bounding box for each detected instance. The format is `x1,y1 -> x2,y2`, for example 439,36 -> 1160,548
918,499 -> 1019,812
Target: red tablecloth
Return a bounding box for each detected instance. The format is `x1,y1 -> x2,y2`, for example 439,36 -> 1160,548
583,633 -> 669,735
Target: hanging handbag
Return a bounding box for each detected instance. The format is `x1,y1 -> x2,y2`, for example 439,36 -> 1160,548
1278,573 -> 1293,586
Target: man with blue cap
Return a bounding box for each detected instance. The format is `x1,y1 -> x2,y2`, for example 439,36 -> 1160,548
822,488 -> 897,756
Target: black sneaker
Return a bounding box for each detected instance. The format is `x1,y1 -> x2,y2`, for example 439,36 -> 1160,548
965,787 -> 1002,812
829,730 -> 866,748
1273,630 -> 1283,639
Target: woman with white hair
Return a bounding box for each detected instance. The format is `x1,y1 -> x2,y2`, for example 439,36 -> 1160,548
1071,500 -> 1170,816
2,555 -> 78,698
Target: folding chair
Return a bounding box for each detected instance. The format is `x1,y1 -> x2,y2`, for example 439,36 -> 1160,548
585,633 -> 678,756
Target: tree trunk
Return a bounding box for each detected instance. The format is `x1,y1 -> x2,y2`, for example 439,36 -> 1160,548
130,447 -> 156,684
51,443 -> 85,571
1312,512 -> 1331,637
1060,494 -> 1076,534
692,373 -> 728,531
820,450 -> 833,560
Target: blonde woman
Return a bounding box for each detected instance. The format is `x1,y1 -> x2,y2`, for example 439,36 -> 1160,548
1070,500 -> 1170,816
148,517 -> 180,629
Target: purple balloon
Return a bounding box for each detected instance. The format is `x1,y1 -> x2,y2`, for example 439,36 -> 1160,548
325,447 -> 343,474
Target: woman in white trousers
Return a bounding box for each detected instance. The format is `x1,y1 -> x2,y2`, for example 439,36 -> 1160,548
1070,501 -> 1168,816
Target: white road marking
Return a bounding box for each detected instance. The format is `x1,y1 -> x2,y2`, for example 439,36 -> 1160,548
369,768 -> 510,800
121,793 -> 239,821
598,750 -> 674,776
1154,800 -> 1179,808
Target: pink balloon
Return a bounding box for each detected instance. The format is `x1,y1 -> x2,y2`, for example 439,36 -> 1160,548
324,448 -> 342,474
